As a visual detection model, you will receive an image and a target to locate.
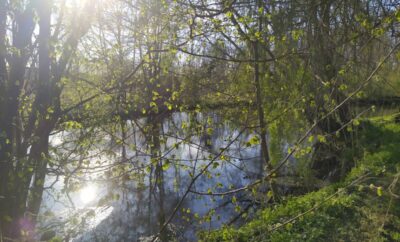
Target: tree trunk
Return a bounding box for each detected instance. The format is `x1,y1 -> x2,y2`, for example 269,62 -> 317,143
27,0 -> 53,222
0,0 -> 11,236
254,0 -> 280,202
307,1 -> 353,182
149,115 -> 167,241
0,2 -> 36,237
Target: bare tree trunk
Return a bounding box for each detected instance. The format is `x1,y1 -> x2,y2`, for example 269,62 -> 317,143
0,0 -> 11,236
0,1 -> 35,237
27,0 -> 52,222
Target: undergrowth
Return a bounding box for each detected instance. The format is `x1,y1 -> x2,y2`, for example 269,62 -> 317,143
200,115 -> 400,242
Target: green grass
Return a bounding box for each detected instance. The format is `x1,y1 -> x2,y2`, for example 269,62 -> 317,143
200,116 -> 400,242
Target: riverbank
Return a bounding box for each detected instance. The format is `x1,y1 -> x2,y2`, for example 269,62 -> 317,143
201,114 -> 400,241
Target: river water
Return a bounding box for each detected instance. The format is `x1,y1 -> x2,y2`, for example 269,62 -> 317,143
39,112 -> 298,241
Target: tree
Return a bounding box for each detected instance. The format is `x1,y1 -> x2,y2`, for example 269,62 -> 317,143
0,0 -> 95,239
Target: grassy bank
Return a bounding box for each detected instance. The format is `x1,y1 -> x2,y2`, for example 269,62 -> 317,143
201,115 -> 400,242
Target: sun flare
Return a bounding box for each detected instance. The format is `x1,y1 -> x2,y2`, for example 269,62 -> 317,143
79,184 -> 98,204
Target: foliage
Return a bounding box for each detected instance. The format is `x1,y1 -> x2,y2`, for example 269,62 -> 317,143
1,0 -> 400,241
200,118 -> 400,241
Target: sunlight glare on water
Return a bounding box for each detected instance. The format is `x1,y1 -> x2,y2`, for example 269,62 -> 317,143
79,184 -> 98,204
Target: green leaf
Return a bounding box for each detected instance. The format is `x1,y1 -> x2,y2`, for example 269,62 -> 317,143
377,186 -> 383,197
232,196 -> 237,203
162,161 -> 171,171
317,135 -> 326,143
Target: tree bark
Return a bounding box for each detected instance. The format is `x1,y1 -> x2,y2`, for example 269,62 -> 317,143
150,117 -> 167,241
253,0 -> 280,202
0,1 -> 36,237
0,0 -> 10,235
27,0 -> 53,221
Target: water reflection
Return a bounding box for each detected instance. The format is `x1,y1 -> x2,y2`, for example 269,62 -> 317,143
79,184 -> 98,205
39,112 -> 297,241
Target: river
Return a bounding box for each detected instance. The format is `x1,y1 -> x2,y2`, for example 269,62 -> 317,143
38,111 -> 298,241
